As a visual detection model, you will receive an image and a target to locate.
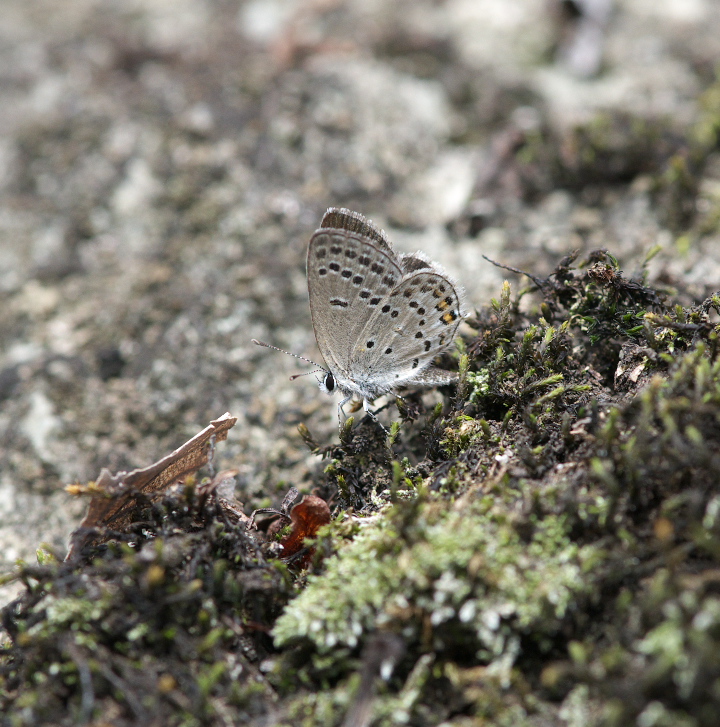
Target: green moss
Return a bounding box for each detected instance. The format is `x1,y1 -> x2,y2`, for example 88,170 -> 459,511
0,489 -> 292,726
264,244 -> 720,725
590,345 -> 720,528
582,567 -> 720,727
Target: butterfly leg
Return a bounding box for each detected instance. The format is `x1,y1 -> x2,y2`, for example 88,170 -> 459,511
362,398 -> 389,435
337,395 -> 352,426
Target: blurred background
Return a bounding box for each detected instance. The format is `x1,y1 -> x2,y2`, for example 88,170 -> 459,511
1,0 -> 719,596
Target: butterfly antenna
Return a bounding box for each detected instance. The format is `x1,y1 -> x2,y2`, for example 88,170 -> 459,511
251,339 -> 326,370
289,370 -> 324,381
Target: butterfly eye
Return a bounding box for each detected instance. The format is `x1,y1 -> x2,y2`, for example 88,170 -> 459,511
319,372 -> 335,394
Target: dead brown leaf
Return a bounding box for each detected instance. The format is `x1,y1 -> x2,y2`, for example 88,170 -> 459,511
65,412 -> 237,560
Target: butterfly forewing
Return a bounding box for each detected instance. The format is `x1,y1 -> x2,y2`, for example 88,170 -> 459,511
319,208 -> 393,255
307,230 -> 402,376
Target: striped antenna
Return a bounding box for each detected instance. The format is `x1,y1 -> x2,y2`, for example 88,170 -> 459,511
251,339 -> 327,379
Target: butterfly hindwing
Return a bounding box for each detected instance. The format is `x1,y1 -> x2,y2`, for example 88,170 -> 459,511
349,268 -> 463,390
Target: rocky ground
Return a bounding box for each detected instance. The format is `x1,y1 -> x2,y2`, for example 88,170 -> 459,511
1,1 -> 720,725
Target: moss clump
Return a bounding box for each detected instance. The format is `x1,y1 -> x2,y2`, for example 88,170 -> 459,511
590,345 -> 720,531
264,247 -> 720,725
1,488 -> 290,726
271,488 -> 602,725
274,492 -> 600,666
586,568 -> 720,727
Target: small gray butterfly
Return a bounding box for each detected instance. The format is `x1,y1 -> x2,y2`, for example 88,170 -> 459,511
254,208 -> 466,429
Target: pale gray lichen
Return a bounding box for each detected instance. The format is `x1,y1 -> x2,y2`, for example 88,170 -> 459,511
274,492 -> 599,683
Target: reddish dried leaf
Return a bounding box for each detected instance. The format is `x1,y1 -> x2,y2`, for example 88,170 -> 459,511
279,495 -> 331,565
